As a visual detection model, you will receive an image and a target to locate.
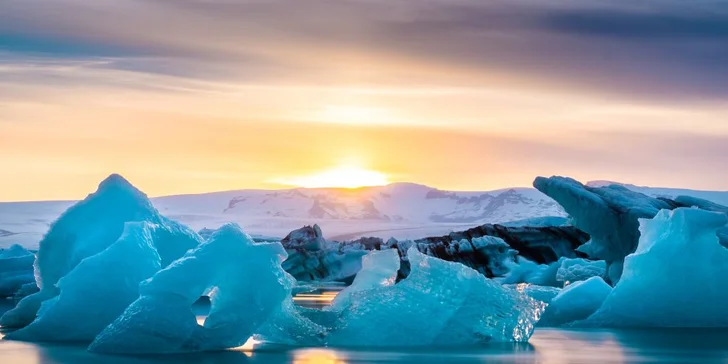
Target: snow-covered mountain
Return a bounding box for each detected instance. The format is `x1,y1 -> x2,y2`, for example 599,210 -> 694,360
2,180 -> 727,249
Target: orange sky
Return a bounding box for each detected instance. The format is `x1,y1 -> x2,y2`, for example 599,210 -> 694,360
2,1 -> 728,201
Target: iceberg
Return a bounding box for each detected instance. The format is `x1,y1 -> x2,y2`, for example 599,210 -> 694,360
534,176 -> 675,283
329,249 -> 400,312
539,277 -> 611,327
498,257 -> 561,287
555,258 -> 606,285
583,208 -> 728,327
90,223 -> 304,354
0,174 -> 202,328
282,225 -> 368,282
507,284 -> 561,305
326,247 -> 544,347
5,223 -> 162,342
0,245 -> 35,298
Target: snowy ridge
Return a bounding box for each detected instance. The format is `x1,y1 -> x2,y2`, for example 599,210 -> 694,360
3,181 -> 728,249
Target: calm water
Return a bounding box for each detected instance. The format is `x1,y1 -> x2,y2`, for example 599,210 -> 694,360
3,295 -> 728,363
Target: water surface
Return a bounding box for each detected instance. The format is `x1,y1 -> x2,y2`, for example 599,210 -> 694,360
3,292 -> 728,363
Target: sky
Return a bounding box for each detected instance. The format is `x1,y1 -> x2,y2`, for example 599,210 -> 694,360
1,0 -> 728,201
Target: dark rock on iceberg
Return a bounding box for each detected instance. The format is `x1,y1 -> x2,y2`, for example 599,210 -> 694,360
281,222 -> 589,283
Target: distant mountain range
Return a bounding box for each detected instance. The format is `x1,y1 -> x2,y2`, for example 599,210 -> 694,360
2,180 -> 727,249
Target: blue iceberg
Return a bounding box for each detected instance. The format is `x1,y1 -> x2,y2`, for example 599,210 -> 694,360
89,223 -> 303,354
0,175 -> 202,329
326,247 -> 545,347
584,208 -> 728,327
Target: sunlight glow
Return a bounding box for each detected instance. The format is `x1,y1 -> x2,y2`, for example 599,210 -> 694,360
272,166 -> 389,189
318,105 -> 395,125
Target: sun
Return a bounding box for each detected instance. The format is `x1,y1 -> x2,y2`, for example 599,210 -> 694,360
272,166 -> 389,189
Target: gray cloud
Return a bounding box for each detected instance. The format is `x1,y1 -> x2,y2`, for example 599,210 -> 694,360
2,1 -> 728,101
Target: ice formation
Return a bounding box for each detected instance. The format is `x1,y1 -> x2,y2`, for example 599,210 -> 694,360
539,277 -> 611,327
89,223 -> 312,354
0,245 -> 35,298
499,257 -> 561,287
534,176 -> 675,283
507,284 -> 561,305
555,258 -> 606,285
0,174 -> 202,328
584,208 -> 728,327
326,247 -> 544,347
328,249 -> 400,312
5,223 -> 162,342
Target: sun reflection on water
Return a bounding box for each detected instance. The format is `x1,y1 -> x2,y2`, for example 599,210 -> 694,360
292,348 -> 347,364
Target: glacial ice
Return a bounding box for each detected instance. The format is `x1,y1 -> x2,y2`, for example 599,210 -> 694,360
584,208 -> 728,327
534,176 -> 675,283
0,245 -> 35,298
326,247 -> 544,347
539,277 -> 611,327
499,257 -> 561,287
0,174 -> 202,328
329,249 -> 400,312
507,284 -> 561,305
5,223 -> 162,342
555,258 -> 606,285
89,223 -> 308,354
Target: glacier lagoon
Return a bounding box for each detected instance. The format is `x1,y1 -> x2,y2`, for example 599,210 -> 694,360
2,174 -> 728,362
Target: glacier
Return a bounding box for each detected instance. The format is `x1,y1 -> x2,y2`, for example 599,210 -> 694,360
0,245 -> 36,298
326,247 -> 545,347
0,174 -> 202,329
582,208 -> 728,327
89,223 -> 308,354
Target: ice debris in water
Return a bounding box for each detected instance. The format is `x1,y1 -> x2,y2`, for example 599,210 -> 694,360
326,247 -> 545,347
583,208 -> 728,327
5,223 -> 162,342
89,223 -> 316,354
0,174 -> 202,329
